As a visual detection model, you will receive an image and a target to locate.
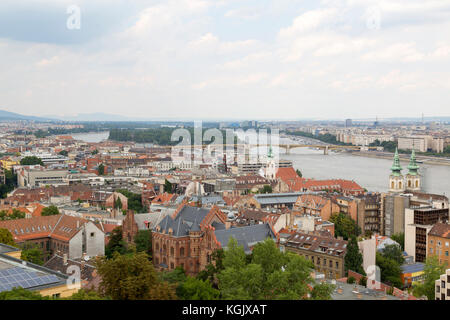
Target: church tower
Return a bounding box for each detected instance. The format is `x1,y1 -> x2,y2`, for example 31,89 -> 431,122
389,148 -> 405,193
406,149 -> 421,191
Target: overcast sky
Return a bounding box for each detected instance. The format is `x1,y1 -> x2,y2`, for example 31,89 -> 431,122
1,0 -> 450,120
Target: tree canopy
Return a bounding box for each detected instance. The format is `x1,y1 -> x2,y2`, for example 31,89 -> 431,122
0,209 -> 25,221
20,156 -> 44,166
105,226 -> 129,258
344,236 -> 365,276
0,228 -> 16,247
20,244 -> 44,265
376,251 -> 403,289
412,255 -> 446,300
95,251 -> 176,300
41,205 -> 59,216
134,230 -> 152,258
329,212 -> 361,240
216,238 -> 324,300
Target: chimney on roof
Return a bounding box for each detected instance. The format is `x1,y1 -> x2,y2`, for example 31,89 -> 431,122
63,253 -> 68,265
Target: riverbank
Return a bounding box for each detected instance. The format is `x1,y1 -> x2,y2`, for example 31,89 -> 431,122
283,133 -> 450,167
349,151 -> 450,167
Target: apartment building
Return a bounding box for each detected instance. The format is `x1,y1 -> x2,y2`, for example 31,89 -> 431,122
427,222 -> 450,267
435,269 -> 450,300
281,231 -> 347,279
0,214 -> 105,262
357,194 -> 382,235
405,207 -> 449,262
16,166 -> 68,187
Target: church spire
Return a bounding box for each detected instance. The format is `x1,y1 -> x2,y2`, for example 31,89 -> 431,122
268,146 -> 273,159
390,148 -> 402,176
407,149 -> 419,175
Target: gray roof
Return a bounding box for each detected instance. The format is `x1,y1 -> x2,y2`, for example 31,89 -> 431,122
401,263 -> 425,274
155,206 -> 211,237
190,195 -> 225,205
134,212 -> 170,230
214,224 -> 276,254
253,192 -> 304,205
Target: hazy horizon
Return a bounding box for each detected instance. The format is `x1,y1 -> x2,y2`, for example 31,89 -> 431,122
1,0 -> 450,120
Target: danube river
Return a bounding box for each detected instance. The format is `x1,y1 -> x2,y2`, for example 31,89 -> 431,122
72,131 -> 449,196
237,131 -> 450,196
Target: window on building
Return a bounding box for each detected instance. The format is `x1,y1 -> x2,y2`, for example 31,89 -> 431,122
170,247 -> 174,256
180,247 -> 185,257
90,232 -> 95,237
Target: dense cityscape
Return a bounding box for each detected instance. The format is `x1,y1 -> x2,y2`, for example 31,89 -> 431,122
0,117 -> 449,302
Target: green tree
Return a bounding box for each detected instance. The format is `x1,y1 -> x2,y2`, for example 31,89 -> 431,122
329,212 -> 361,240
196,248 -> 225,287
217,238 -> 318,300
0,169 -> 17,198
0,209 -> 25,221
359,276 -> 367,287
95,251 -> 176,300
65,289 -> 109,300
41,205 -> 59,216
376,252 -> 402,288
310,282 -> 335,300
296,169 -> 303,177
116,189 -> 145,213
391,233 -> 405,251
134,230 -> 152,258
0,228 -> 16,246
20,244 -> 44,265
58,150 -> 68,156
20,156 -> 44,166
92,149 -> 99,155
347,276 -> 356,284
344,236 -> 365,276
412,255 -> 446,300
114,196 -> 122,210
164,179 -> 173,194
98,163 -> 105,175
177,277 -> 220,300
0,287 -> 49,300
105,226 -> 128,259
258,185 -> 273,194
380,244 -> 404,265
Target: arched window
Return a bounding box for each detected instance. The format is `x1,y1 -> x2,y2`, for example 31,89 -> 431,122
170,247 -> 174,256
415,180 -> 419,188
408,180 -> 412,188
399,181 -> 402,189
180,247 -> 185,257
155,243 -> 160,251
163,244 -> 167,253
391,181 -> 395,189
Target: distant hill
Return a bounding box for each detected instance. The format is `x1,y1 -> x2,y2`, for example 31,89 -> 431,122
0,109 -> 57,121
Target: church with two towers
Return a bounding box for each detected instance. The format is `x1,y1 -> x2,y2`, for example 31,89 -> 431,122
389,148 -> 421,193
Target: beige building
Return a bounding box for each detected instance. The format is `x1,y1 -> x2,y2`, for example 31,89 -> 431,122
435,269 -> 450,300
405,207 -> 449,262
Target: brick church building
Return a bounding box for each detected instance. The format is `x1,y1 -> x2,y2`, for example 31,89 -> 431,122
152,203 -> 276,276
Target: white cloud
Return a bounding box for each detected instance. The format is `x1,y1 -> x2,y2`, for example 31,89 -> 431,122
279,8 -> 338,38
